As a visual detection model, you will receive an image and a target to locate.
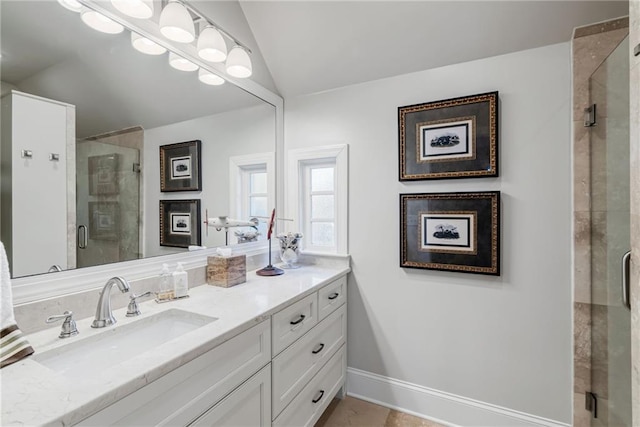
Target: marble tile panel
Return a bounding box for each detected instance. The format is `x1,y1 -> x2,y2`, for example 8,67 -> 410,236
385,410 -> 445,427
574,211 -> 592,304
589,121 -> 608,213
573,121 -> 591,213
631,213 -> 640,427
590,211 -> 608,306
573,17 -> 629,39
574,302 -> 592,393
631,63 -> 639,217
573,392 -> 591,427
591,304 -> 609,400
315,397 -> 391,427
572,28 -> 629,122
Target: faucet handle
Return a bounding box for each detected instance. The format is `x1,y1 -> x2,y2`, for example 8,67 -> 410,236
46,311 -> 79,339
126,291 -> 152,317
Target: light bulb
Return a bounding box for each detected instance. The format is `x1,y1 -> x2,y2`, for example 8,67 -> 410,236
81,9 -> 124,34
159,1 -> 195,43
169,52 -> 198,72
198,69 -> 225,86
57,0 -> 82,13
197,26 -> 227,63
131,33 -> 167,55
111,0 -> 153,19
225,46 -> 252,78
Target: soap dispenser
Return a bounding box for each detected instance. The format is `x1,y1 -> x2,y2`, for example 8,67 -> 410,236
156,263 -> 174,300
173,263 -> 189,298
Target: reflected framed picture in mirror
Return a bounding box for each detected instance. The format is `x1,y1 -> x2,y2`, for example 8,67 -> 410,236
400,191 -> 500,275
89,202 -> 120,241
160,140 -> 202,192
160,199 -> 201,248
89,154 -> 120,195
398,91 -> 498,180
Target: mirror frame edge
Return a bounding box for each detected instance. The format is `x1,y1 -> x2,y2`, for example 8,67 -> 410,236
11,0 -> 284,305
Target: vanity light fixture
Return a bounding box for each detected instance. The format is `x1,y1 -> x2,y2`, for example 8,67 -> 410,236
159,0 -> 195,43
169,52 -> 198,72
197,26 -> 227,63
131,33 -> 167,55
225,45 -> 252,78
111,0 -> 154,20
81,8 -> 125,34
198,69 -> 225,86
57,0 -> 82,13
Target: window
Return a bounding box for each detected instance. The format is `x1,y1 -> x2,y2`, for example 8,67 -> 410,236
287,145 -> 348,254
229,153 -> 275,241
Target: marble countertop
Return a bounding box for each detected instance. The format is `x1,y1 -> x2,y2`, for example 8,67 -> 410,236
1,263 -> 350,426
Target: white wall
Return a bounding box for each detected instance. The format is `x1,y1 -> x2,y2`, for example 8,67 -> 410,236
285,43 -> 572,423
144,104 -> 275,256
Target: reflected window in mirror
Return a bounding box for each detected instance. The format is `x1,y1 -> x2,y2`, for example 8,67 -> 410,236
229,152 -> 275,245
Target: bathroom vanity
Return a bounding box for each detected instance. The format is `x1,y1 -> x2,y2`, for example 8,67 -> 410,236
1,264 -> 349,426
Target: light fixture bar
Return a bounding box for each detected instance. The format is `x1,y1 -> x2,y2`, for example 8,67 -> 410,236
173,0 -> 252,54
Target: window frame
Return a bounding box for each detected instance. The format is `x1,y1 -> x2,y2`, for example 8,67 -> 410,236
287,144 -> 348,254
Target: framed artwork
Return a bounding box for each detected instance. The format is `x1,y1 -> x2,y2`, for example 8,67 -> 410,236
398,91 -> 498,180
88,202 -> 120,241
89,154 -> 120,195
400,191 -> 500,275
160,140 -> 202,192
159,199 -> 201,248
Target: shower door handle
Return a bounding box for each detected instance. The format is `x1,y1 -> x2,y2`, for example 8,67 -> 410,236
622,251 -> 631,310
78,225 -> 88,249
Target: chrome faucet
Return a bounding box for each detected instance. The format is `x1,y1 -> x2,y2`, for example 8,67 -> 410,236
91,276 -> 131,328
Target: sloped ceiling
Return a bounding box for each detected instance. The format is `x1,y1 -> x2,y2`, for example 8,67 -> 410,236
240,1 -> 629,97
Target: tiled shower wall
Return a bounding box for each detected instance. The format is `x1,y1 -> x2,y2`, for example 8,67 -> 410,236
571,17 -> 628,427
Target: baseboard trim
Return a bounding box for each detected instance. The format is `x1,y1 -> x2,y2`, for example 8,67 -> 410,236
346,368 -> 570,427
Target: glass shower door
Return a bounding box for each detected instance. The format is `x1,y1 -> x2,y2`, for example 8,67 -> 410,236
588,35 -> 631,426
76,138 -> 141,268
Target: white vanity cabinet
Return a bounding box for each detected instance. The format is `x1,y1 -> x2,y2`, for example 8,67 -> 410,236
75,273 -> 348,427
271,276 -> 348,426
78,319 -> 272,426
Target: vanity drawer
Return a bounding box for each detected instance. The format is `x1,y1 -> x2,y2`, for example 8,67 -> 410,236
273,344 -> 346,427
272,292 -> 317,356
78,319 -> 271,426
272,304 -> 346,418
318,276 -> 347,321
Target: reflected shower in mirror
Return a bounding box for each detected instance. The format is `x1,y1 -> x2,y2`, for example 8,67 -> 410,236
0,0 -> 276,279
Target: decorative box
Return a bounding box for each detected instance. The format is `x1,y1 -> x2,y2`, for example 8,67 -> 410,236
207,254 -> 246,287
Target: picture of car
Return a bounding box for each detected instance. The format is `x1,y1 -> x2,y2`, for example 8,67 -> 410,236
433,224 -> 460,239
175,220 -> 188,228
430,134 -> 460,147
175,164 -> 189,172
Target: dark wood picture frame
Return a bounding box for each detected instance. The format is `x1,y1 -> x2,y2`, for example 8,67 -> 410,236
398,91 -> 498,180
160,140 -> 202,192
400,191 -> 500,275
159,199 -> 202,248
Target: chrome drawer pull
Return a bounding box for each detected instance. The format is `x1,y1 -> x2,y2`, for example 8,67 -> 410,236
290,314 -> 305,325
312,343 -> 325,354
312,390 -> 325,403
328,292 -> 339,300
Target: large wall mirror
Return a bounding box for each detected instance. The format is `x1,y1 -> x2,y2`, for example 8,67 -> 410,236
0,0 -> 281,289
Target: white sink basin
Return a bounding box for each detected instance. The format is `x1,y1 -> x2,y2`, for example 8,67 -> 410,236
33,309 -> 217,378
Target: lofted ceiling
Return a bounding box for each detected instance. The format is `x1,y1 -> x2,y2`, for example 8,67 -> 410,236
239,0 -> 629,97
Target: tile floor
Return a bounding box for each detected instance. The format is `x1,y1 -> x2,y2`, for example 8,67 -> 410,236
315,396 -> 446,427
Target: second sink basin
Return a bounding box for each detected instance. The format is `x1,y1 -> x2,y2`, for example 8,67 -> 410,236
33,309 -> 217,378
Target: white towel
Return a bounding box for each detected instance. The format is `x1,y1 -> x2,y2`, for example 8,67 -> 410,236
0,242 -> 33,368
